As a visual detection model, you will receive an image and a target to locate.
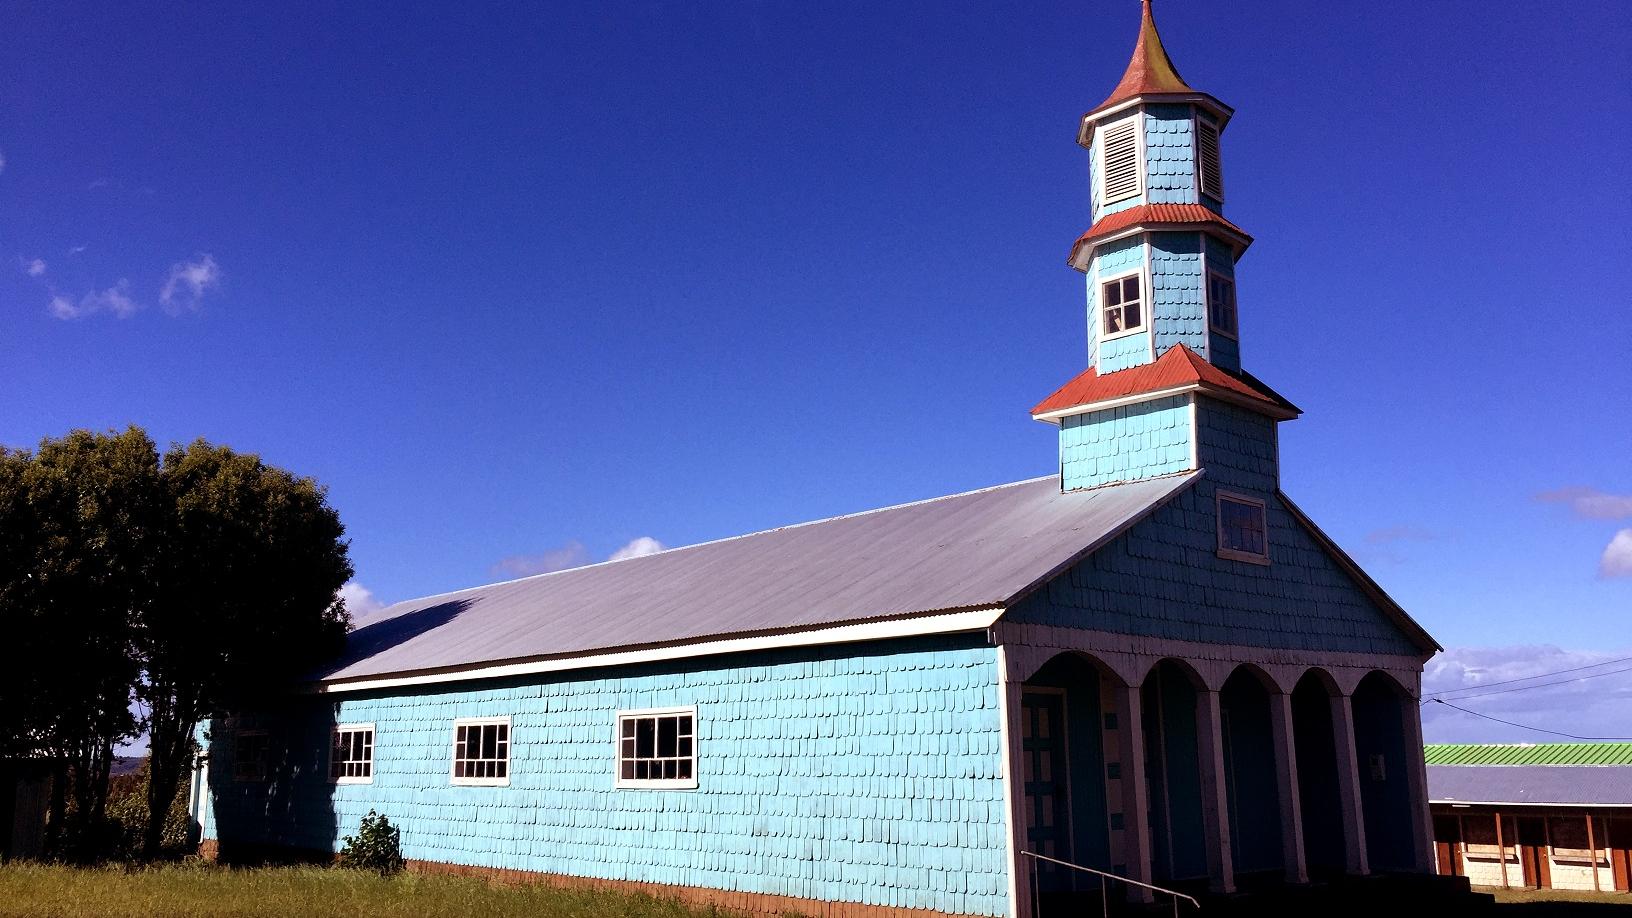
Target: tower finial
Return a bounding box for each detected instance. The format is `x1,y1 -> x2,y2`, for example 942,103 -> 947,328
1094,0 -> 1195,112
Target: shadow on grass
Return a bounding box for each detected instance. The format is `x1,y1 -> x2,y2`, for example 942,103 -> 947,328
1496,903 -> 1632,915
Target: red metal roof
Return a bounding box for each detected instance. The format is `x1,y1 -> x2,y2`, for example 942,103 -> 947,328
1069,204 -> 1251,269
1093,0 -> 1195,113
1030,344 -> 1299,418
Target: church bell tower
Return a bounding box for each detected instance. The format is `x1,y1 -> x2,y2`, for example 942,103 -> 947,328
1033,0 -> 1300,494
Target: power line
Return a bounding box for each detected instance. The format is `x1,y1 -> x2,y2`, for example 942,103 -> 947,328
1423,664 -> 1632,703
1427,655 -> 1632,697
1426,698 -> 1632,742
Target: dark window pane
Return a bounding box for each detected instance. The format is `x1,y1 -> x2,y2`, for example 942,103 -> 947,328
658,717 -> 678,757
1103,281 -> 1121,307
635,760 -> 649,780
635,719 -> 655,758
495,762 -> 506,779
1124,276 -> 1140,300
622,719 -> 635,739
455,761 -> 466,778
496,724 -> 508,743
678,737 -> 692,757
679,716 -> 692,737
481,726 -> 497,759
1124,303 -> 1141,328
1106,310 -> 1122,333
621,761 -> 634,780
678,760 -> 692,780
663,760 -> 677,779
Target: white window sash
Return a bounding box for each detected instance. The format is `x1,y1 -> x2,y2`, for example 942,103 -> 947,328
615,705 -> 698,790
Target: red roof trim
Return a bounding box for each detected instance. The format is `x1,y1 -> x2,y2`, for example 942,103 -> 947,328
1069,204 -> 1251,269
1094,0 -> 1194,113
1030,344 -> 1300,419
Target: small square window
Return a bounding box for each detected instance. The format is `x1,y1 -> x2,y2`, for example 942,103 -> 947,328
451,717 -> 510,786
616,707 -> 697,789
330,724 -> 374,784
1101,273 -> 1143,336
1207,272 -> 1237,337
1217,492 -> 1269,564
232,730 -> 269,782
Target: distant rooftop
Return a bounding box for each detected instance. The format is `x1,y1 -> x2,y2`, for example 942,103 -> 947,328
1426,742 -> 1632,768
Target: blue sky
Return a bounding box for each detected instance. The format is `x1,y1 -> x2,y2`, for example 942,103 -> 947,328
2,1 -> 1628,744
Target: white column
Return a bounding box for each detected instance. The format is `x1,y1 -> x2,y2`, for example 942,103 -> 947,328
1269,691 -> 1310,884
1330,693 -> 1371,876
1196,689 -> 1237,894
997,650 -> 1031,918
1399,699 -> 1437,874
1115,682 -> 1156,904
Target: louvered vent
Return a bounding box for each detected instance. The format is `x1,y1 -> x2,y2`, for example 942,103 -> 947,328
1197,119 -> 1223,198
1100,118 -> 1141,204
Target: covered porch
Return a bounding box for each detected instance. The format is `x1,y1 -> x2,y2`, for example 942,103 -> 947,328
996,623 -> 1435,914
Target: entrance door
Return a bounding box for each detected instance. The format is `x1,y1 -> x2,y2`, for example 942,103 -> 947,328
1022,691 -> 1071,887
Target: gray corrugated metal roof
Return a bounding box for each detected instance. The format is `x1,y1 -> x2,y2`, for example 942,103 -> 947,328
316,472 -> 1199,683
1428,765 -> 1632,807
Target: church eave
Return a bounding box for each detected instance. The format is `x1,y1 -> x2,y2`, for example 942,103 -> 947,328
1068,205 -> 1252,272
1077,93 -> 1234,150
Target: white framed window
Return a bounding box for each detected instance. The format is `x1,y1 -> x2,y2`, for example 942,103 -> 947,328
1196,117 -> 1223,199
329,723 -> 374,784
450,717 -> 510,786
1098,115 -> 1143,206
232,730 -> 269,782
1100,271 -> 1145,338
1207,271 -> 1237,337
616,706 -> 697,790
1216,491 -> 1270,564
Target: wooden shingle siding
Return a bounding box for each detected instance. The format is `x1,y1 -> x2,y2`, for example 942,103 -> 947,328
1150,232 -> 1206,357
1144,104 -> 1197,205
200,637 -> 1009,917
1059,395 -> 1192,491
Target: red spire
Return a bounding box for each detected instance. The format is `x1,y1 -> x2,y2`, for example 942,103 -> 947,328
1097,0 -> 1195,111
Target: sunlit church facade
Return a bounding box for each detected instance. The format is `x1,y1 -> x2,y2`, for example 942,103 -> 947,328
193,4 -> 1454,915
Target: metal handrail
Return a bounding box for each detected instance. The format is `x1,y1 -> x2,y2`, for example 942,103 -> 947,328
1021,849 -> 1200,917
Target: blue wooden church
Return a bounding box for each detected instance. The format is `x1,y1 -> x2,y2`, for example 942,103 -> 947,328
193,3 -> 1447,915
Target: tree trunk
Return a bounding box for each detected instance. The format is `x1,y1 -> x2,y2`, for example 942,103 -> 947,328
143,691 -> 196,860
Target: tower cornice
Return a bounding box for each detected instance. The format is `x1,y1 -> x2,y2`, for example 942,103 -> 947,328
1067,205 -> 1251,272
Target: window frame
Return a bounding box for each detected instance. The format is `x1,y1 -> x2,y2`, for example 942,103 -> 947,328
232,729 -> 269,783
329,722 -> 375,785
1215,490 -> 1271,565
1196,116 -> 1224,201
1098,268 -> 1147,341
449,716 -> 512,787
1097,113 -> 1145,208
1207,270 -> 1238,338
614,705 -> 698,791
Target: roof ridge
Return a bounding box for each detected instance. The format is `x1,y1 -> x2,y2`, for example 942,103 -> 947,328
363,474 -> 1061,614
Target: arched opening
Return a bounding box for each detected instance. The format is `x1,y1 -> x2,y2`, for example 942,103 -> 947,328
1353,671 -> 1416,871
1021,653 -> 1119,892
1220,666 -> 1283,881
1291,669 -> 1346,878
1141,659 -> 1208,884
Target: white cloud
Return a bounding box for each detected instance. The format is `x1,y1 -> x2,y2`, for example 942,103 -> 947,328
339,581 -> 387,619
68,245 -> 87,255
609,536 -> 666,562
491,536 -> 667,577
23,257 -> 45,277
47,279 -> 140,320
0,149 -> 6,174
159,253 -> 220,313
1422,645 -> 1632,743
492,541 -> 589,578
1601,529 -> 1632,579
1537,487 -> 1632,521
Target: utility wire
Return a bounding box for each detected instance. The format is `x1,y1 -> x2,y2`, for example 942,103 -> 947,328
1427,655 -> 1632,698
1423,664 -> 1632,703
1426,699 -> 1632,741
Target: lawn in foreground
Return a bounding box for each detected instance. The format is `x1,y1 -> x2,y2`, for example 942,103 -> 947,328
1490,886 -> 1632,915
0,863 -> 783,918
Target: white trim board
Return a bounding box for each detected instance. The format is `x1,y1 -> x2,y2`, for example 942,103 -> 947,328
310,607 -> 1006,695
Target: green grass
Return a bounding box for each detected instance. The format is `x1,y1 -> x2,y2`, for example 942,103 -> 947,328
0,863 -> 767,918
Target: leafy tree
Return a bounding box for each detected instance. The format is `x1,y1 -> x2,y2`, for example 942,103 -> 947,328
0,428 -> 161,858
137,440 -> 352,859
